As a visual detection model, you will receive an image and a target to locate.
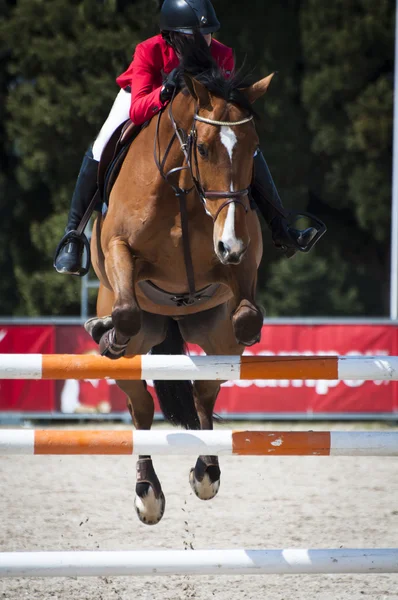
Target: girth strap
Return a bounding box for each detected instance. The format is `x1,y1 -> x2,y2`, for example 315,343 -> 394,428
178,192 -> 197,303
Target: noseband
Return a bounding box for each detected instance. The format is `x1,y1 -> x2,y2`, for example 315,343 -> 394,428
154,94 -> 254,222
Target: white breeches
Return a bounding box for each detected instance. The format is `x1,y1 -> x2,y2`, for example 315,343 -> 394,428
92,89 -> 131,162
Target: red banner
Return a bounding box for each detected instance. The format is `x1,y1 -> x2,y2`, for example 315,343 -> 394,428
0,324 -> 397,416
0,325 -> 55,411
210,324 -> 398,415
55,327 -> 126,413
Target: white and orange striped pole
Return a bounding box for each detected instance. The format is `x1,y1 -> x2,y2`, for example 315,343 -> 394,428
0,354 -> 398,380
1,430 -> 397,456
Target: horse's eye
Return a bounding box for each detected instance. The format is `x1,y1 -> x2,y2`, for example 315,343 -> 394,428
197,144 -> 208,159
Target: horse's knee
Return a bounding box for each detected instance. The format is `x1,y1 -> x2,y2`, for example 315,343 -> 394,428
232,300 -> 263,346
112,303 -> 141,337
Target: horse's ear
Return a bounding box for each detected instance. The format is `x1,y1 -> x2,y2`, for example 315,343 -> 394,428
183,73 -> 213,111
243,73 -> 276,104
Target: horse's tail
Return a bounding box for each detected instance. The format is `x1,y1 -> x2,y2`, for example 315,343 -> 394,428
151,319 -> 200,430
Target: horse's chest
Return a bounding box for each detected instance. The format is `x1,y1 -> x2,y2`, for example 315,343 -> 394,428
170,216 -> 182,248
145,213 -> 211,255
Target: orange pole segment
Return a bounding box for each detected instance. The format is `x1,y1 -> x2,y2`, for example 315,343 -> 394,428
34,431 -> 133,455
41,355 -> 143,380
232,431 -> 332,456
239,356 -> 338,380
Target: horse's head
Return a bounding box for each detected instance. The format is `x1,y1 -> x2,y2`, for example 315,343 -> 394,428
181,71 -> 275,265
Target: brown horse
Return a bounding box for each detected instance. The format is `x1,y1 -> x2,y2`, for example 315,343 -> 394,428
87,54 -> 274,524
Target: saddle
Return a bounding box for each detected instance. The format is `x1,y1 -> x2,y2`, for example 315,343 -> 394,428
98,119 -> 144,205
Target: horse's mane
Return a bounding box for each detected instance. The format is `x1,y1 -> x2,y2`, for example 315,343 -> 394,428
174,33 -> 257,117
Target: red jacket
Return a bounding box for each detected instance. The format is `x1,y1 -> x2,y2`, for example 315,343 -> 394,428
116,34 -> 234,126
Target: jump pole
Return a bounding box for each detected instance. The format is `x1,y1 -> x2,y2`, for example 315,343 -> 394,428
1,429 -> 398,456
0,354 -> 398,380
1,549 -> 397,577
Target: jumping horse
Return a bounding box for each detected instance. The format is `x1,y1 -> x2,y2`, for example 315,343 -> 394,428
87,45 -> 274,525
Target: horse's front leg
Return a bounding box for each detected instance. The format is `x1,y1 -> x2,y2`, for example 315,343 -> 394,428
226,256 -> 264,347
100,238 -> 141,358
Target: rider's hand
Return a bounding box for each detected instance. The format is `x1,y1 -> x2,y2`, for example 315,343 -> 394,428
160,68 -> 180,103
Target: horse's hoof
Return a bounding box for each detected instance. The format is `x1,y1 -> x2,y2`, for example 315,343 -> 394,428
99,328 -> 129,359
134,485 -> 166,525
189,459 -> 221,501
232,300 -> 263,346
84,316 -> 113,345
135,460 -> 164,525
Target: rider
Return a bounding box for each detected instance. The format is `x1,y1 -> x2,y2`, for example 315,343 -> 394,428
54,0 -> 318,275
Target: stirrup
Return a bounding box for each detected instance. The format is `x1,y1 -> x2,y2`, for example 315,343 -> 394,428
53,229 -> 91,277
284,211 -> 327,253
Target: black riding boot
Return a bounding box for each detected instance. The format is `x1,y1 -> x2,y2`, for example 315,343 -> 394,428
251,151 -> 317,256
54,151 -> 99,275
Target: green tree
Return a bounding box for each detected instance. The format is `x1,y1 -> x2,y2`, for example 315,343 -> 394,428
1,0 -> 158,315
0,0 -> 20,314
300,0 -> 394,315
0,0 -> 394,317
219,0 -> 393,316
261,251 -> 364,316
217,0 -> 320,312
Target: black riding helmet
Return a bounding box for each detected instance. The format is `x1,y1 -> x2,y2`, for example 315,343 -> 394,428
160,0 -> 220,35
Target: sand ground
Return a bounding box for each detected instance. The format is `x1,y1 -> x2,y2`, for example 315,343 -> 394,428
1,421 -> 398,600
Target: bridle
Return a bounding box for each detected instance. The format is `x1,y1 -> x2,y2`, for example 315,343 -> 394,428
154,93 -> 254,221
153,92 -> 254,305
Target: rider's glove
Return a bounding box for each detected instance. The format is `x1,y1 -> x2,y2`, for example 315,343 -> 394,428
160,68 -> 180,103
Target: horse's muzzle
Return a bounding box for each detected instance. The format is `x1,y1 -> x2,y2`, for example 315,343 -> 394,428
217,240 -> 247,265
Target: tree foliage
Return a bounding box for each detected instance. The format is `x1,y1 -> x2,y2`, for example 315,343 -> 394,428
0,0 -> 394,316
0,0 -> 158,315
219,0 -> 393,316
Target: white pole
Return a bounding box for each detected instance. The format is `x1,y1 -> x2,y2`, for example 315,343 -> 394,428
390,0 -> 398,319
1,549 -> 398,577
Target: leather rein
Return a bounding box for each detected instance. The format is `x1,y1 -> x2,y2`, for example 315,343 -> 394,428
153,94 -> 253,304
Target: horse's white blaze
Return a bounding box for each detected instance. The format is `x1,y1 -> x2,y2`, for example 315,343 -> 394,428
220,126 -> 237,162
219,126 -> 244,255
221,202 -> 238,252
